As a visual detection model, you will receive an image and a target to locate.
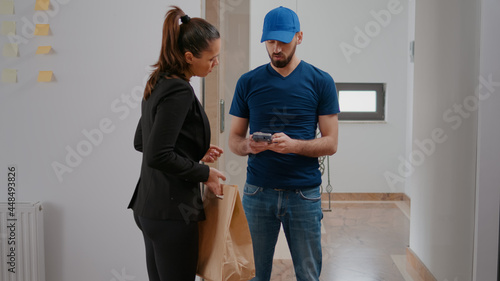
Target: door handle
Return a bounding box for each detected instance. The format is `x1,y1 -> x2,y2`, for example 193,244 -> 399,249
220,99 -> 225,133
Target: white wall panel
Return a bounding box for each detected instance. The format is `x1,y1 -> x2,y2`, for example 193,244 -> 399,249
0,1 -> 202,280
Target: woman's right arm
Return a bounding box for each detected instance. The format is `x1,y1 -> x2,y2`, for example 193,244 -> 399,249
134,118 -> 143,152
144,83 -> 210,182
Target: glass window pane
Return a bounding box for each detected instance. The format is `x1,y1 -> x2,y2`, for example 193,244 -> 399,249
339,90 -> 377,112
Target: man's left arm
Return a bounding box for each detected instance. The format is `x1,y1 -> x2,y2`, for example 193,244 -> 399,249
270,114 -> 338,157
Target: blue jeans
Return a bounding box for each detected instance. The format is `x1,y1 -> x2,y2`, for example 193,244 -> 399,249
243,183 -> 323,281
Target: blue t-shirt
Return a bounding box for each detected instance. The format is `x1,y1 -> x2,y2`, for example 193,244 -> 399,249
229,61 -> 340,189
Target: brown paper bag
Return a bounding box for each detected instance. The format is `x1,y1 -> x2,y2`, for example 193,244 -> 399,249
197,184 -> 255,281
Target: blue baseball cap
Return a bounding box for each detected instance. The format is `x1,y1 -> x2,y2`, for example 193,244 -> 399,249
261,6 -> 300,43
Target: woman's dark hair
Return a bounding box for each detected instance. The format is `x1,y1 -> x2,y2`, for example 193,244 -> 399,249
144,6 -> 220,100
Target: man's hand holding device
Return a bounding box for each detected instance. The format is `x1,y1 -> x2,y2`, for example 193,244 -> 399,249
250,132 -> 299,155
248,132 -> 273,154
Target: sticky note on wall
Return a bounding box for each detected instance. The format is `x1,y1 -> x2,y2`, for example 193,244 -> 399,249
0,0 -> 15,15
36,46 -> 52,54
35,0 -> 50,11
34,24 -> 50,36
3,43 -> 18,57
38,71 -> 53,82
1,69 -> 17,83
1,21 -> 16,35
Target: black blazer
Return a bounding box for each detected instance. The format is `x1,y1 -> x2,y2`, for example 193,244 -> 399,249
128,76 -> 211,222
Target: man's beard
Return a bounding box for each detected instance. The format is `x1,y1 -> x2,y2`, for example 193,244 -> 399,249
269,43 -> 297,68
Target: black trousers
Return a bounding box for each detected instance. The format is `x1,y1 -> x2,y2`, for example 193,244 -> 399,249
134,212 -> 199,281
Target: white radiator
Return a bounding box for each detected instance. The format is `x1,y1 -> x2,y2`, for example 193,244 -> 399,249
0,202 -> 45,281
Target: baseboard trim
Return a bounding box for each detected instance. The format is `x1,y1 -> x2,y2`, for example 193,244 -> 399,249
321,192 -> 408,201
406,247 -> 437,281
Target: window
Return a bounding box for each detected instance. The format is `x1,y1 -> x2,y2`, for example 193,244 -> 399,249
336,83 -> 386,121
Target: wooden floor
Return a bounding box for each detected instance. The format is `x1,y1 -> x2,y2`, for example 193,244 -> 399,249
270,200 -> 412,281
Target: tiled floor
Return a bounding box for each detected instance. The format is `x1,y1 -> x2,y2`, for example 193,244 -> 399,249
270,201 -> 412,281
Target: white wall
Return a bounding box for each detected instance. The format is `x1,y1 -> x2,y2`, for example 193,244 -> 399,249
0,1 -> 202,280
474,0 -> 500,279
405,0 -> 416,199
248,0 -> 413,194
409,0 -> 479,280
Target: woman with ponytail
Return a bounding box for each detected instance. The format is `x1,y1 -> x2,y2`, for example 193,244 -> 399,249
128,6 -> 224,281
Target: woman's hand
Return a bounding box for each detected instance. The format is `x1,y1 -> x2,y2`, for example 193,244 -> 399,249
203,167 -> 226,197
201,144 -> 224,163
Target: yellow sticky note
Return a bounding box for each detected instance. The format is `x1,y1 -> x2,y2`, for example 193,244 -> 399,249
2,69 -> 17,83
38,71 -> 53,82
34,24 -> 50,36
36,46 -> 52,54
3,43 -> 18,58
35,0 -> 50,11
0,0 -> 15,15
1,21 -> 16,36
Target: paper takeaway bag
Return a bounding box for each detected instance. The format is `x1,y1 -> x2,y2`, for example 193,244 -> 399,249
197,184 -> 255,281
